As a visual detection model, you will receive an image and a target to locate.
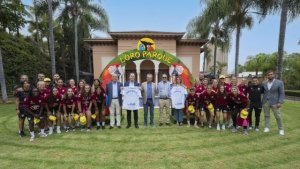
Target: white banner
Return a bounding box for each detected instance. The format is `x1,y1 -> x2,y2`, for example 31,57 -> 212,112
122,86 -> 141,110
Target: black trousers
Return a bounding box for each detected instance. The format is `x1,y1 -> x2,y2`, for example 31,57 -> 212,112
127,110 -> 138,126
248,105 -> 262,127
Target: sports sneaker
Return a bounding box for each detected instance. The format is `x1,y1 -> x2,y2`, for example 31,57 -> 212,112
72,128 -> 75,131
97,126 -> 100,130
65,128 -> 69,133
187,124 -> 190,127
86,129 -> 91,132
57,128 -> 61,134
249,126 -> 253,130
208,125 -> 212,129
279,130 -> 285,136
243,130 -> 249,135
48,128 -> 53,135
194,124 -> 199,128
255,127 -> 259,132
217,124 -> 220,131
222,124 -> 226,130
29,136 -> 35,142
264,128 -> 270,133
231,127 -> 237,133
40,133 -> 47,137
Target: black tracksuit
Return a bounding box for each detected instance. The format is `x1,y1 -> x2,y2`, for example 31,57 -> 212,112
248,84 -> 264,128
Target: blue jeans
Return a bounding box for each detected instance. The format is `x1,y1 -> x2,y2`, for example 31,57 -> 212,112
144,99 -> 154,126
174,109 -> 183,123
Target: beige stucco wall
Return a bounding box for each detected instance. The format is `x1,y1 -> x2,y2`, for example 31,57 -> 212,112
205,44 -> 228,74
92,45 -> 117,78
176,45 -> 201,79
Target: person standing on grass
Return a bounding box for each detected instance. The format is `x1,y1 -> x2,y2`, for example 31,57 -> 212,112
93,85 -> 106,130
238,78 -> 248,96
228,86 -> 249,135
185,87 -> 199,128
124,73 -> 140,129
215,85 -> 229,131
157,73 -> 171,127
78,84 -> 93,131
248,77 -> 264,131
141,73 -> 157,128
24,87 -> 48,141
106,74 -> 123,129
15,81 -> 31,137
262,70 -> 285,136
170,77 -> 187,126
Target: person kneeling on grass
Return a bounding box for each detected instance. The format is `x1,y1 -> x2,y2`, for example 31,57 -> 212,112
228,86 -> 249,135
199,85 -> 217,128
185,87 -> 199,128
45,87 -> 63,134
62,88 -> 77,132
77,84 -> 93,131
23,88 -> 48,141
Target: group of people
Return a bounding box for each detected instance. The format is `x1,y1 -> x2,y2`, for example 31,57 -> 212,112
14,69 -> 285,142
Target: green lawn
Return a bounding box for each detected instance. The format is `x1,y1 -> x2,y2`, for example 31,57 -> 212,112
0,101 -> 300,169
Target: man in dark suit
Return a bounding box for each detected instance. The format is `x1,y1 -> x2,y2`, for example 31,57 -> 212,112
262,70 -> 285,135
106,74 -> 123,129
123,73 -> 140,128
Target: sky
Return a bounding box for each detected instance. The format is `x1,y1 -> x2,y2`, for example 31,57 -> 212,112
21,0 -> 300,73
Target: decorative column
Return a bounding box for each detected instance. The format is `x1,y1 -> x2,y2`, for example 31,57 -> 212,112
134,60 -> 141,83
153,60 -> 160,85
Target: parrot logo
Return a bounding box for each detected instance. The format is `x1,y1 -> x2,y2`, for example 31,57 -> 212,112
136,38 -> 156,51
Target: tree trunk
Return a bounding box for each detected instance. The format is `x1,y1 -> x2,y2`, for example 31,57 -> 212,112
277,0 -> 288,80
47,0 -> 56,76
74,15 -> 79,82
213,41 -> 218,76
234,25 -> 241,77
34,0 -> 39,44
61,45 -> 67,81
0,49 -> 8,102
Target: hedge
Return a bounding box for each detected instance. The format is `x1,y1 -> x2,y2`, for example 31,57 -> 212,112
285,90 -> 300,97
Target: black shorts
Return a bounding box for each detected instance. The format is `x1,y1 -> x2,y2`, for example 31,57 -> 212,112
27,112 -> 44,121
49,106 -> 60,115
18,107 -> 27,119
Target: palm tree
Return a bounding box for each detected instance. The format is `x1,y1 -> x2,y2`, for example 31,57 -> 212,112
0,48 -> 7,102
187,0 -> 230,76
47,0 -> 56,76
59,0 -> 109,82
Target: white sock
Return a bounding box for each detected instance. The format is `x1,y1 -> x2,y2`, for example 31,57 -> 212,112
102,122 -> 105,126
57,126 -> 60,130
41,129 -> 45,134
30,131 -> 35,137
49,127 -> 53,130
97,122 -> 100,126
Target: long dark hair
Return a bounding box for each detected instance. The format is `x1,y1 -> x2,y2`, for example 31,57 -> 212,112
217,85 -> 227,96
48,87 -> 58,104
29,87 -> 39,98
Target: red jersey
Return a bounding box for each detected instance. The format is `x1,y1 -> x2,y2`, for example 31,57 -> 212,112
92,87 -> 106,105
195,84 -> 206,97
212,85 -> 219,93
39,90 -> 48,100
70,86 -> 78,95
200,91 -> 217,108
23,95 -> 45,114
238,84 -> 248,96
185,93 -> 198,107
44,86 -> 51,95
62,96 -> 77,109
78,94 -> 93,112
57,86 -> 67,95
227,93 -> 248,108
46,94 -> 63,108
215,93 -> 228,108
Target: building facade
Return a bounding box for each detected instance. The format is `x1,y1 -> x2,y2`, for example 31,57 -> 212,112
85,31 -> 207,86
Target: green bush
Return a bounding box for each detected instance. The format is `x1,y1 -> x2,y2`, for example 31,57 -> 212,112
285,90 -> 300,97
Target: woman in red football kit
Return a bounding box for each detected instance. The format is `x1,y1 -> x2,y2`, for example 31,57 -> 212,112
185,87 -> 199,128
57,79 -> 67,96
211,79 -> 219,93
215,85 -> 229,130
93,85 -> 106,130
23,87 -> 47,141
62,88 -> 77,132
199,85 -> 217,128
228,86 -> 249,135
77,79 -> 86,95
78,84 -> 93,131
68,79 -> 78,95
45,87 -> 63,134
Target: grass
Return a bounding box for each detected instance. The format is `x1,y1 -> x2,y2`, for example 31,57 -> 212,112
0,101 -> 300,169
